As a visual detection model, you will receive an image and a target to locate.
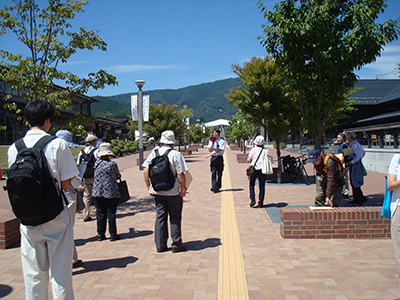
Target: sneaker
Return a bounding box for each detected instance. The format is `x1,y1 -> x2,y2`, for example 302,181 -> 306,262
72,259 -> 83,268
110,235 -> 120,242
97,234 -> 106,241
172,245 -> 187,253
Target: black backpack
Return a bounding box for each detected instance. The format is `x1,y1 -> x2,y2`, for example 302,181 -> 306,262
4,135 -> 68,226
148,148 -> 176,191
80,148 -> 96,178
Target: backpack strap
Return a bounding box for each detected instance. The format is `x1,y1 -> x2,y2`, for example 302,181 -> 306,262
15,138 -> 26,152
155,148 -> 160,157
164,149 -> 172,157
34,135 -> 57,150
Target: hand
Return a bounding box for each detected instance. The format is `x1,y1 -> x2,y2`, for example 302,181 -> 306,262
325,198 -> 333,207
180,190 -> 186,198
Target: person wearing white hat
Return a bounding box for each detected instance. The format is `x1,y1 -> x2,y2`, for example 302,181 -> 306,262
247,135 -> 270,208
142,130 -> 189,253
92,143 -> 122,241
77,134 -> 99,222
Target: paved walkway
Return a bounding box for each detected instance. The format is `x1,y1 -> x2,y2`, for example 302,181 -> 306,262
0,145 -> 398,299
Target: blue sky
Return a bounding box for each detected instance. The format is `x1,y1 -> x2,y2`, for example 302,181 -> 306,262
1,0 -> 400,97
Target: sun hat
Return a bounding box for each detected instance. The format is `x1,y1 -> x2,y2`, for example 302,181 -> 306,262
85,134 -> 98,143
98,143 -> 115,157
254,135 -> 264,146
307,149 -> 321,163
159,130 -> 177,144
56,130 -> 79,148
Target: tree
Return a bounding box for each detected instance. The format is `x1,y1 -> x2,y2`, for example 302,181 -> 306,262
226,56 -> 300,182
258,0 -> 400,150
0,0 -> 117,114
224,112 -> 254,154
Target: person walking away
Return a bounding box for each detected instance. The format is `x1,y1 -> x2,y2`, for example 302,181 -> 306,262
92,143 -> 121,241
8,100 -> 78,300
77,134 -> 99,222
55,129 -> 86,268
337,132 -> 350,197
387,153 -> 400,298
308,149 -> 344,207
247,135 -> 270,208
206,129 -> 225,193
346,132 -> 368,205
96,131 -> 107,148
142,130 -> 188,253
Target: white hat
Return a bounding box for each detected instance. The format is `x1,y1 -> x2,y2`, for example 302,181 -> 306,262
85,134 -> 98,143
159,130 -> 177,144
56,130 -> 79,148
98,143 -> 115,157
254,135 -> 264,146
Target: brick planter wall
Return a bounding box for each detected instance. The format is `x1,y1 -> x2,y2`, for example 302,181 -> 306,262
0,218 -> 20,249
280,206 -> 390,239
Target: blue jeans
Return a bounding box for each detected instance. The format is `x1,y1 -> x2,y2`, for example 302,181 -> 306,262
249,169 -> 266,205
93,197 -> 119,237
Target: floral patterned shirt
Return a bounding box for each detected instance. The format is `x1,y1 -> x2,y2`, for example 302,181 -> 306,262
92,159 -> 121,199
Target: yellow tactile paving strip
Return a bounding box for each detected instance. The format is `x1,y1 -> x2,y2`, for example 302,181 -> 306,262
218,152 -> 249,300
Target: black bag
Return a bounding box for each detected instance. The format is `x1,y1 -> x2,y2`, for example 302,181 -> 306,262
118,180 -> 130,204
246,165 -> 255,177
148,148 -> 175,191
80,148 -> 96,178
4,135 -> 68,226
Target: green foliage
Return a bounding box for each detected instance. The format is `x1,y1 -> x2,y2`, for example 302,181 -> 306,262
54,112 -> 96,136
226,56 -> 300,158
110,139 -> 138,155
187,123 -> 208,143
96,111 -> 115,121
0,0 -> 117,112
257,0 -> 400,149
225,112 -> 254,141
92,78 -> 240,122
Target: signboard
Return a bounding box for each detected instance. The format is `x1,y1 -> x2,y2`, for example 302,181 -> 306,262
131,94 -> 150,121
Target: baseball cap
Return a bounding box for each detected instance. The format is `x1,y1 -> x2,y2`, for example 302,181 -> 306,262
307,149 -> 321,163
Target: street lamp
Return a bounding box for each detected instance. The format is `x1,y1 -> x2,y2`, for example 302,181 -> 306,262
135,80 -> 145,170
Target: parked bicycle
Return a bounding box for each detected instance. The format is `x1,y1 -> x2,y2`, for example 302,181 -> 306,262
280,154 -> 312,185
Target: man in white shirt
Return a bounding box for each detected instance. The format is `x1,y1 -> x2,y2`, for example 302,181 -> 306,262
8,100 -> 78,300
206,129 -> 225,193
142,130 -> 188,253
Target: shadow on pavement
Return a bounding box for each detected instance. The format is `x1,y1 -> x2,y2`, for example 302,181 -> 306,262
73,256 -> 138,275
119,227 -> 153,240
0,284 -> 12,298
264,202 -> 289,208
184,238 -> 221,251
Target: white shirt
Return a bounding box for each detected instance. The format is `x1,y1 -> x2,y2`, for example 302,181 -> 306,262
388,154 -> 400,217
248,147 -> 269,170
142,145 -> 189,196
208,137 -> 225,156
8,129 -> 79,191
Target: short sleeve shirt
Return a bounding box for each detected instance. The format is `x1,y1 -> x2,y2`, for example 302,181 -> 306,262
8,129 -> 79,191
142,146 -> 188,196
388,154 -> 400,216
208,138 -> 225,156
248,147 -> 269,170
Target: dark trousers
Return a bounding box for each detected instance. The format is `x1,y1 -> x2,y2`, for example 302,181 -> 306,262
93,197 -> 119,237
154,195 -> 183,250
249,169 -> 266,205
210,156 -> 224,190
349,166 -> 367,204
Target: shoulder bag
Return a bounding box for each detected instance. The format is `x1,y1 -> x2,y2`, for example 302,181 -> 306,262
246,148 -> 263,177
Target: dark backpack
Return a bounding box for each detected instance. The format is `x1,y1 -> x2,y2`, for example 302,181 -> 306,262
323,153 -> 345,186
4,135 -> 68,226
148,148 -> 176,191
80,148 -> 96,178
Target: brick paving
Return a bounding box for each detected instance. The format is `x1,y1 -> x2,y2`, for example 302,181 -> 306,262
0,145 -> 398,299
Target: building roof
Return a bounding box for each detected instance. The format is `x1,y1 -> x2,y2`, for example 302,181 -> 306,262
204,119 -> 230,127
348,79 -> 400,105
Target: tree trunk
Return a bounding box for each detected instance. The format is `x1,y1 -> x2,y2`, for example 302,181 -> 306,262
315,123 -> 322,151
276,141 -> 282,184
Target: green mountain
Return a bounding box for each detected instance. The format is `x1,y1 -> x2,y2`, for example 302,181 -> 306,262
92,78 -> 241,122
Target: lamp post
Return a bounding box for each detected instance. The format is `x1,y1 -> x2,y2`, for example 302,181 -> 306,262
135,80 -> 145,170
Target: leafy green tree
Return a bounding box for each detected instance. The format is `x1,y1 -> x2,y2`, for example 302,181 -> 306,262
225,112 -> 254,154
187,123 -> 204,144
96,112 -> 115,121
0,0 -> 117,114
258,0 -> 400,150
226,56 -> 300,182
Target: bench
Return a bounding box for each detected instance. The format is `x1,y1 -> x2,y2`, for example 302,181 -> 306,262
280,206 -> 390,239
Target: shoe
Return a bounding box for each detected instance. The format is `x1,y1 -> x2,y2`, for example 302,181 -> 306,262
253,204 -> 264,208
172,245 -> 187,253
211,188 -> 220,193
72,259 -> 83,268
97,234 -> 106,241
110,235 -> 120,242
83,216 -> 93,222
249,201 -> 256,207
157,246 -> 168,253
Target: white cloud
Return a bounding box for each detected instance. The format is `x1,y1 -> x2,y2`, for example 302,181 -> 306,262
108,64 -> 189,73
